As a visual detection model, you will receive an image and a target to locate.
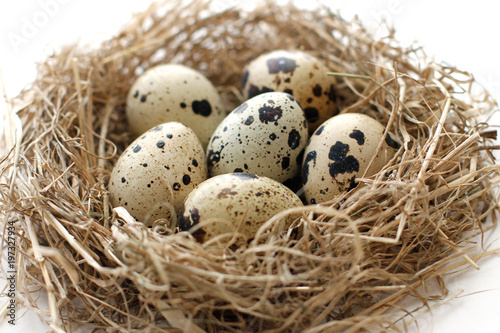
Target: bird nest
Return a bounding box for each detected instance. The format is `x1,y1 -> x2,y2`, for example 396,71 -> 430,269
1,1 -> 500,332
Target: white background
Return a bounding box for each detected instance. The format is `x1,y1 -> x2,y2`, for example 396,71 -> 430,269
1,0 -> 500,332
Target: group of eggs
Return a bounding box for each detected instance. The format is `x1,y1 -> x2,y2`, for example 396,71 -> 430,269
108,50 -> 399,244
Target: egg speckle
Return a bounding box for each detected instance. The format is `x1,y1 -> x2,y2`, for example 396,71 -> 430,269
178,173 -> 303,244
302,113 -> 399,204
242,50 -> 338,133
108,122 -> 208,226
126,64 -> 226,148
207,92 -> 308,184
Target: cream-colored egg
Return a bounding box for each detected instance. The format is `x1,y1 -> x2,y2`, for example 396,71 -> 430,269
302,113 -> 399,204
207,92 -> 308,184
108,122 -> 208,226
178,173 -> 303,244
242,50 -> 338,133
126,64 -> 226,148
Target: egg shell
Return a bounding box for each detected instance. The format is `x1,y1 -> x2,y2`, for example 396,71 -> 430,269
302,113 -> 399,204
242,50 -> 338,133
108,122 -> 208,226
178,173 -> 303,244
207,92 -> 308,184
126,64 -> 226,148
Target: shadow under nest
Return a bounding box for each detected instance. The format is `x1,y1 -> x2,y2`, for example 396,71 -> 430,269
2,0 -> 500,332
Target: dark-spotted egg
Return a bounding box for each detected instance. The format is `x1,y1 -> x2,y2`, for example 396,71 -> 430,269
178,173 -> 303,245
108,122 -> 208,226
302,113 -> 399,204
126,64 -> 226,148
242,50 -> 338,133
207,92 -> 308,184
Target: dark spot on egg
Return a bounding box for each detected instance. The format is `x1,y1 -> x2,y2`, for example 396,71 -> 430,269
258,104 -> 283,124
310,198 -> 316,204
223,126 -> 228,132
192,99 -> 212,117
218,187 -> 238,198
166,134 -> 173,139
281,157 -> 290,170
173,183 -> 181,191
178,207 -> 205,241
349,130 -> 365,145
287,129 -> 301,150
328,141 -> 360,179
328,84 -> 337,102
156,140 -> 165,149
133,145 -> 142,153
284,88 -> 294,95
233,168 -> 244,173
269,133 -> 277,141
180,102 -> 187,108
315,125 -> 325,135
192,159 -> 198,167
385,133 -> 401,149
304,107 -> 319,122
247,85 -> 274,99
244,115 -> 254,125
312,84 -> 322,97
133,90 -> 139,98
233,173 -> 258,180
284,77 -> 291,83
347,176 -> 359,191
142,163 -> 148,167
121,177 -> 126,183
207,149 -> 221,168
151,125 -> 163,131
182,174 -> 191,185
140,94 -> 148,103
302,150 -> 317,184
266,57 -> 297,74
234,102 -> 248,114
242,70 -> 249,88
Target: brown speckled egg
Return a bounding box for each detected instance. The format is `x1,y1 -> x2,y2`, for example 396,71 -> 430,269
126,64 -> 226,148
242,50 -> 338,133
178,173 -> 303,244
207,92 -> 308,184
302,113 -> 399,204
108,122 -> 208,226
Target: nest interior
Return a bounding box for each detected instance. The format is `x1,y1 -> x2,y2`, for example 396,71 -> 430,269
2,1 -> 500,332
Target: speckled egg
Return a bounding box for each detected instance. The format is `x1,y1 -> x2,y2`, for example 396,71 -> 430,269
302,113 -> 400,204
178,173 -> 303,244
242,50 -> 338,133
126,64 -> 226,148
108,122 -> 208,226
206,92 -> 308,184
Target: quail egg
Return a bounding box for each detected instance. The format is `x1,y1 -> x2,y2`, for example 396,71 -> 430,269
178,173 -> 303,244
207,92 -> 308,184
302,113 -> 399,204
108,122 -> 208,226
126,64 -> 226,148
242,50 -> 338,133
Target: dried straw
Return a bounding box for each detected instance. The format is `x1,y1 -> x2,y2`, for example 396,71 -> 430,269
1,0 -> 500,332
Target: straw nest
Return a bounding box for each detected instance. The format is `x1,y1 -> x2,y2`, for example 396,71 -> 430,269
2,0 -> 500,332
